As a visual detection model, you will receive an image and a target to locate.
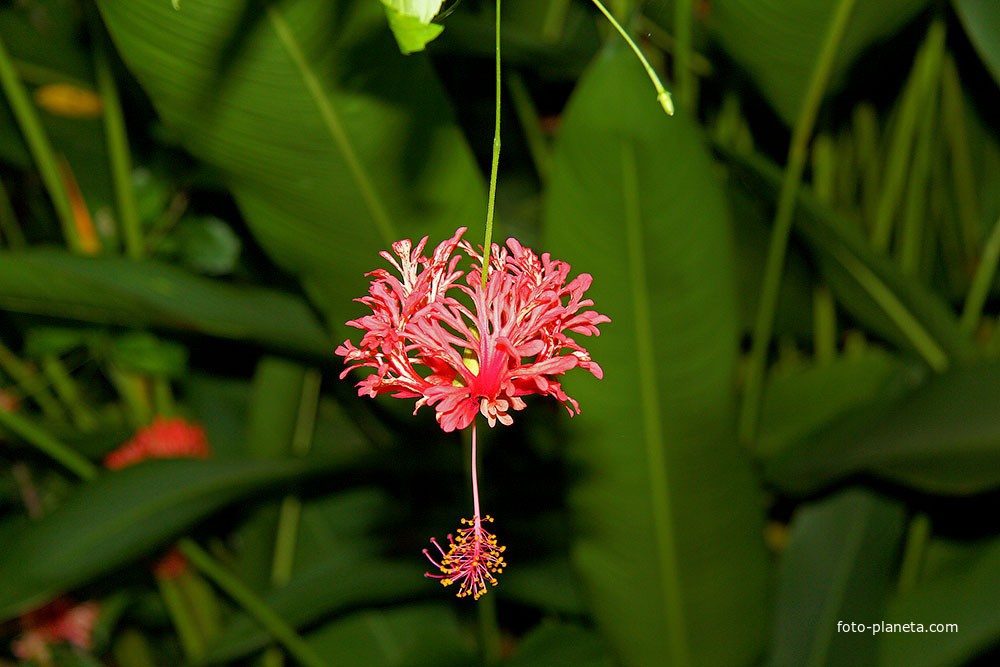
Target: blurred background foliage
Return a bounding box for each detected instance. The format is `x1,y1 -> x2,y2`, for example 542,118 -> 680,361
0,0 -> 999,665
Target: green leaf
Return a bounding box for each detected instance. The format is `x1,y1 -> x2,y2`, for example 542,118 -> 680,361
0,456 -> 347,620
165,215 -> 242,276
544,48 -> 768,667
381,2 -> 445,55
769,488 -> 906,667
96,0 -> 484,323
305,603 -> 475,666
724,148 -> 974,369
108,332 -> 189,378
203,556 -> 427,663
502,622 -> 614,667
953,0 -> 1000,88
757,349 -> 915,460
0,250 -> 331,357
708,0 -> 929,125
881,534 -> 1000,666
765,359 -> 1000,495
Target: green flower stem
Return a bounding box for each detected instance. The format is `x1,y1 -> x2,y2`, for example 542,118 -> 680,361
897,513 -> 931,594
0,408 -> 98,480
106,367 -> 152,427
0,34 -> 82,253
898,75 -> 939,277
541,0 -> 571,42
481,0 -> 502,289
870,20 -> 945,253
813,286 -> 837,364
178,538 -> 329,667
152,377 -> 174,417
672,0 -> 694,113
94,30 -> 143,259
738,0 -> 858,447
40,354 -> 98,431
960,213 -> 1000,336
0,176 -> 26,248
0,340 -> 66,420
112,628 -> 159,667
507,72 -> 550,183
157,577 -> 205,661
940,54 -> 981,259
589,0 -> 674,116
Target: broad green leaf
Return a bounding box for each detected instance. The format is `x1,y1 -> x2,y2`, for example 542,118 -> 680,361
96,0 -> 484,323
164,215 -> 243,276
708,0 -> 929,125
765,359 -> 1000,495
0,250 -> 331,357
498,558 -> 587,615
724,148 -> 974,369
544,47 -> 768,667
305,603 -> 475,666
0,456 -> 347,620
203,556 -> 427,663
502,622 -> 614,667
953,0 -> 1000,88
380,1 -> 445,55
757,349 -> 916,459
881,535 -> 1000,666
108,332 -> 189,378
769,488 -> 906,667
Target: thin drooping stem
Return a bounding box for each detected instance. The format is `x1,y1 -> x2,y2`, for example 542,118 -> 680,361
590,0 -> 674,115
482,0 -> 502,289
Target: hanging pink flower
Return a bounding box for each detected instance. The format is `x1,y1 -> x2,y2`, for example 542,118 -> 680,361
336,227 -> 609,432
337,228 -> 608,599
104,416 -> 211,470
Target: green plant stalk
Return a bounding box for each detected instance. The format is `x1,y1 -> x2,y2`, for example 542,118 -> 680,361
813,286 -> 837,363
94,33 -> 143,259
112,628 -> 158,667
541,0 -> 571,42
156,577 -> 205,660
897,513 -> 931,594
738,0 -> 858,447
152,377 -> 174,417
590,0 -> 674,116
174,568 -> 223,642
960,213 -> 1000,336
870,20 -> 945,253
178,538 -> 329,667
897,82 -> 939,277
672,0 -> 694,114
507,72 -> 551,184
0,176 -> 26,248
481,0 -> 502,288
106,366 -> 152,427
40,354 -> 98,431
0,408 -> 98,480
940,54 -> 981,259
0,341 -> 66,420
0,35 -> 82,253
852,104 -> 880,229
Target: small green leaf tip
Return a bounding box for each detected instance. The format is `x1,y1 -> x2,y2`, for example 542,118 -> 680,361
658,91 -> 675,116
171,0 -> 180,9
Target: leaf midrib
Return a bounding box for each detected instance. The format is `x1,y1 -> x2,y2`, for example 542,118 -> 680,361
265,1 -> 396,246
621,142 -> 691,667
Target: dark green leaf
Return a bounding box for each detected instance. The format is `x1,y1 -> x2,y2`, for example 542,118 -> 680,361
96,0 -> 484,324
544,47 -> 768,666
0,250 -> 331,357
203,556 -> 427,663
0,456 -> 347,620
881,535 -> 1000,666
305,603 -> 475,667
503,622 -> 614,667
381,2 -> 445,55
769,488 -> 906,667
953,0 -> 1000,87
108,332 -> 188,378
708,0 -> 929,124
167,216 -> 242,276
766,359 -> 1000,495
